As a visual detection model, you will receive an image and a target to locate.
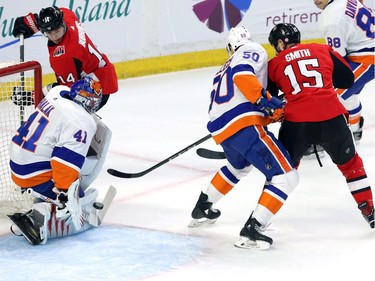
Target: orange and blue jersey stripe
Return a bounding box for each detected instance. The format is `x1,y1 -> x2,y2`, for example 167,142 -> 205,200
208,102 -> 270,144
10,146 -> 85,190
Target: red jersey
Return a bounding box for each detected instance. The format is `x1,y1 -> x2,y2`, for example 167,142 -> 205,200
47,8 -> 118,95
268,43 -> 349,122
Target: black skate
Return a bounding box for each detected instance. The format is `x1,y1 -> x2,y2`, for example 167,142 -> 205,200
358,201 -> 374,229
353,116 -> 364,145
188,192 -> 221,227
8,209 -> 46,245
234,214 -> 273,250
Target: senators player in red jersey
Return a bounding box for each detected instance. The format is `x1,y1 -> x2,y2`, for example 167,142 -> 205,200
267,23 -> 374,229
12,6 -> 118,109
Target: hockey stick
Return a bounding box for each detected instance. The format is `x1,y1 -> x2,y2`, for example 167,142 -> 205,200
95,185 -> 116,226
107,134 -> 212,178
26,188 -> 64,208
19,33 -> 25,124
196,148 -> 226,160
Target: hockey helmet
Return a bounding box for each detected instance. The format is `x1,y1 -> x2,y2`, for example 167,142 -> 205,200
38,6 -> 64,33
226,26 -> 254,55
268,23 -> 301,50
68,77 -> 103,113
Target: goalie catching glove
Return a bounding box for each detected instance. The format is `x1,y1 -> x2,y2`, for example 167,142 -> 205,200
12,13 -> 40,38
255,89 -> 284,122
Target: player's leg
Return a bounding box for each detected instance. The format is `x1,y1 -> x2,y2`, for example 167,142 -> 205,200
229,126 -> 299,249
322,114 -> 374,228
336,62 -> 374,144
189,161 -> 253,227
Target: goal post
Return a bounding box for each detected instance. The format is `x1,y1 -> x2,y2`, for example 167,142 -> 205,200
0,61 -> 43,216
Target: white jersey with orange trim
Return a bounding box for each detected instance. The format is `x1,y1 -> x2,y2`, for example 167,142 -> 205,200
207,42 -> 271,144
318,0 -> 374,64
9,85 -> 97,191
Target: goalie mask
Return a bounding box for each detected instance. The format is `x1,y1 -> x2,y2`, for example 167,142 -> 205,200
226,26 -> 254,55
67,77 -> 103,113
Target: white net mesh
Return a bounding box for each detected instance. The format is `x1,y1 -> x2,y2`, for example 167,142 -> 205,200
0,61 -> 42,216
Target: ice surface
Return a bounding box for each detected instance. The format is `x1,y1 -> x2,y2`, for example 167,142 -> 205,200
1,67 -> 374,280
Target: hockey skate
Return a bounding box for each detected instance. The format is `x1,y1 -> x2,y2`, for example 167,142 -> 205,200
188,191 -> 221,227
234,214 -> 273,250
358,201 -> 374,229
353,116 -> 364,145
303,144 -> 325,159
8,207 -> 49,245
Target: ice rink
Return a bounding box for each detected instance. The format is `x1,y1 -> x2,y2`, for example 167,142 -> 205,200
0,67 -> 374,280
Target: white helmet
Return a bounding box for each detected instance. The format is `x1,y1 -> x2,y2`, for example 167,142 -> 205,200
226,26 -> 253,55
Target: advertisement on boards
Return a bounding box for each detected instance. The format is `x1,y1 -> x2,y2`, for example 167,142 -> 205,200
0,0 -> 373,75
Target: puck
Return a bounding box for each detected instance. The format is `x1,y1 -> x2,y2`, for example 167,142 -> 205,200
93,202 -> 104,210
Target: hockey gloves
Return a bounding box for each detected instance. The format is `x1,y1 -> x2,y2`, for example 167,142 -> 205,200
256,89 -> 284,122
12,87 -> 34,106
12,13 -> 40,38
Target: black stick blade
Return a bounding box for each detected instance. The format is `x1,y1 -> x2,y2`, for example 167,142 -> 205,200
196,148 -> 226,159
107,168 -> 144,178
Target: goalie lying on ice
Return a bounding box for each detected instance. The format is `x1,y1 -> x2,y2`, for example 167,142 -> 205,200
7,77 -> 114,245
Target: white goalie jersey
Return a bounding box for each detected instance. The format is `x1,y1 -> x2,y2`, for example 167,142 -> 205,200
9,85 -> 97,191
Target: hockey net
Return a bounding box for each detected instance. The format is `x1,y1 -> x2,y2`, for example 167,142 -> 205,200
0,61 -> 42,216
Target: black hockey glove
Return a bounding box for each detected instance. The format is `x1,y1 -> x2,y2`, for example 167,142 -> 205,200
12,87 -> 34,106
12,13 -> 40,38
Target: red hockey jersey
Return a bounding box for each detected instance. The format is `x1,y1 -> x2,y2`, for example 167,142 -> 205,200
47,8 -> 118,95
268,43 -> 350,122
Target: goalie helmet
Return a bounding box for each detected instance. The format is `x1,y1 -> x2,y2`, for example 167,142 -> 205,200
226,26 -> 254,55
38,6 -> 64,33
268,23 -> 301,50
68,77 -> 103,113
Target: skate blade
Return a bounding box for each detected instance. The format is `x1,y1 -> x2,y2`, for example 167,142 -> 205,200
234,236 -> 271,250
188,217 -> 218,228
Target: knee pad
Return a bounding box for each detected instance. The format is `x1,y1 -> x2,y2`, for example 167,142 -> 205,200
269,169 -> 299,195
226,162 -> 253,180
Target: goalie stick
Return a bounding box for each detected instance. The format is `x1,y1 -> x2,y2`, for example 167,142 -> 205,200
26,188 -> 64,208
196,148 -> 226,160
26,186 -> 116,227
108,134 -> 212,178
95,185 -> 116,227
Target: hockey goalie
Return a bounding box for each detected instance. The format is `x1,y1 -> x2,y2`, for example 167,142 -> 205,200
7,77 -> 115,245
